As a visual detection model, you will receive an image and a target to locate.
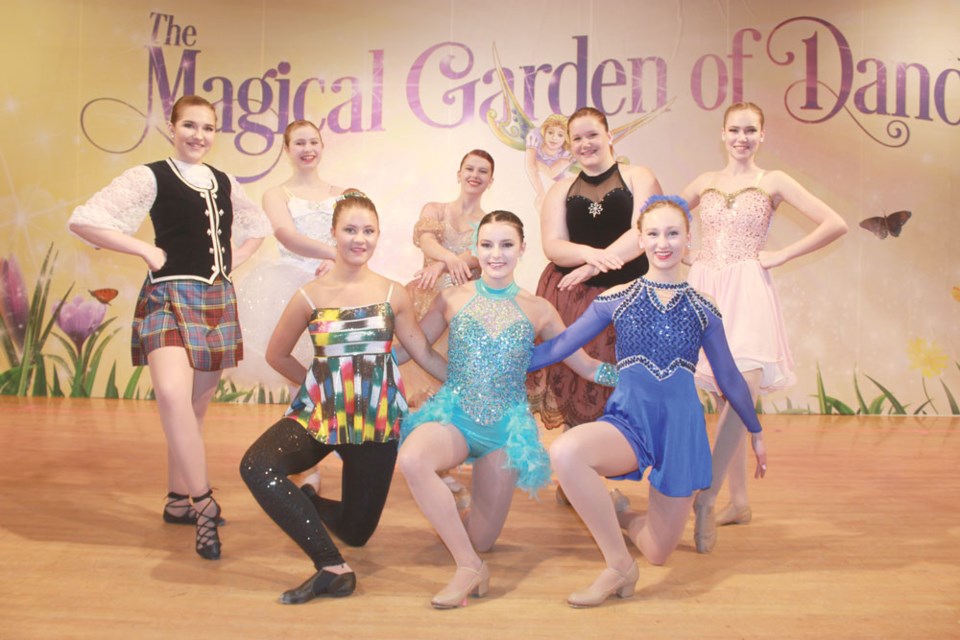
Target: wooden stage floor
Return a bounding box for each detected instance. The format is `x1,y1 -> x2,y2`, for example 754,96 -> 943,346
0,397 -> 957,639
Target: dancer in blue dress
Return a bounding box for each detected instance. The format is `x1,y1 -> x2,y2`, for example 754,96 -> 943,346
396,211 -> 613,609
528,196 -> 768,607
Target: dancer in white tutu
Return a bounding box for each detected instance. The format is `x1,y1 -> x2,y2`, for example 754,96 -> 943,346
232,120 -> 346,393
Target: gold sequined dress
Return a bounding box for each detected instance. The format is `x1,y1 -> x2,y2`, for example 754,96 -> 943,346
400,206 -> 480,404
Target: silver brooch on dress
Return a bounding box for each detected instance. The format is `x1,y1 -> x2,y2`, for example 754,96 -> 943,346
588,201 -> 603,218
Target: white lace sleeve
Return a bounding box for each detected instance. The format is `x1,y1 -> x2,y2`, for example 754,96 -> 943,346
68,166 -> 156,243
229,175 -> 271,243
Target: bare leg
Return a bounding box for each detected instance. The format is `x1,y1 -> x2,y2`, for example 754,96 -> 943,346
397,422 -> 491,607
396,422 -> 474,566
618,486 -> 694,565
697,369 -> 762,511
148,347 -> 222,557
149,348 -> 217,498
693,369 -> 761,553
550,421 -> 640,605
164,367 -> 221,519
464,448 -> 517,553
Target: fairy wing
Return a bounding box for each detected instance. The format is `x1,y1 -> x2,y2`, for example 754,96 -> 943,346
609,98 -> 675,145
485,44 -> 535,151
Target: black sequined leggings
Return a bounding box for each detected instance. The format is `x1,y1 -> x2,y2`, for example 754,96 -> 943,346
239,418 -> 398,569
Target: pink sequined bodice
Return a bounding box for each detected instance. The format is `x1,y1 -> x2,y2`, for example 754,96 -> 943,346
696,188 -> 774,269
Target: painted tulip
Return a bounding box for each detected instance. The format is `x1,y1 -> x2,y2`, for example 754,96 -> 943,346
0,256 -> 29,351
56,294 -> 106,353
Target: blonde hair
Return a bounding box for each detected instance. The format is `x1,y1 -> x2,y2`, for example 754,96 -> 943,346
540,114 -> 570,151
637,195 -> 692,232
723,102 -> 765,129
283,120 -> 323,148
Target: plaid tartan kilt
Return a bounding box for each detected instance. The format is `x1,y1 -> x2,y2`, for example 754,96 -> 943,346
131,277 -> 243,371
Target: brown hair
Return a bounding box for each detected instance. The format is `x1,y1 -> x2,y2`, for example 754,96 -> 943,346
283,120 -> 323,148
459,149 -> 495,176
332,190 -> 378,228
567,106 -> 609,134
170,95 -> 216,125
478,210 -> 524,242
723,102 -> 765,129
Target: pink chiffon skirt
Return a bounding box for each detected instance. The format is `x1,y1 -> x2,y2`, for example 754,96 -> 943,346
687,259 -> 796,394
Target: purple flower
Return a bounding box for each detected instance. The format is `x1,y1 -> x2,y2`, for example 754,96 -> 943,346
56,294 -> 106,353
0,256 -> 29,351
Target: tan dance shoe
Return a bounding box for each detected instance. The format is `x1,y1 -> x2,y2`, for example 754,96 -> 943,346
716,503 -> 753,526
567,561 -> 639,608
610,488 -> 631,513
431,562 -> 490,609
693,499 -> 717,554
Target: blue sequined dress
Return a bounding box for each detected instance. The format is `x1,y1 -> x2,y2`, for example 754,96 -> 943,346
401,280 -> 551,494
529,278 -> 762,498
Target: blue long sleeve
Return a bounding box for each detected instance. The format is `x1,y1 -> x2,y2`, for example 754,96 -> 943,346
701,314 -> 763,433
528,300 -> 612,372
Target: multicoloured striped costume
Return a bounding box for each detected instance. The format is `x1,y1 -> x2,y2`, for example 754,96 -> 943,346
285,285 -> 407,445
240,284 -> 408,570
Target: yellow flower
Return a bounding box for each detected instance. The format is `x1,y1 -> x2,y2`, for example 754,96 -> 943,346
952,286 -> 960,302
907,338 -> 949,378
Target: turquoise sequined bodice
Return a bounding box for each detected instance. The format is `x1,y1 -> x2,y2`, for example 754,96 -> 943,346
446,281 -> 534,426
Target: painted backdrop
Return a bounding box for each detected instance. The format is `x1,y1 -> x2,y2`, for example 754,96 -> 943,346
1,0 -> 958,414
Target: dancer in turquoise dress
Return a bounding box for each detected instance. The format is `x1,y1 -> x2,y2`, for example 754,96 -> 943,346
396,211 -> 613,609
528,196 -> 767,608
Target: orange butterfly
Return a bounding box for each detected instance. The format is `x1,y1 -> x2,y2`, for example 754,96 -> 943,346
89,288 -> 119,304
859,210 -> 911,239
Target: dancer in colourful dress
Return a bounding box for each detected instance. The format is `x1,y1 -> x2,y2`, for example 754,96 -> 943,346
68,95 -> 270,560
239,192 -> 446,604
397,211 -> 612,609
232,120 -> 344,393
528,196 -> 767,607
680,102 -> 847,553
527,107 -> 661,439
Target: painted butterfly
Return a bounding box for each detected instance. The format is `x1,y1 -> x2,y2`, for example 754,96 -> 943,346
859,210 -> 911,239
89,288 -> 119,304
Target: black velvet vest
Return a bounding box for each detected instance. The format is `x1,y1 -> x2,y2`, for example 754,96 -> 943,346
146,159 -> 234,284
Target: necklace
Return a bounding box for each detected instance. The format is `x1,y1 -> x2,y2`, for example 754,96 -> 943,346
476,279 -> 520,300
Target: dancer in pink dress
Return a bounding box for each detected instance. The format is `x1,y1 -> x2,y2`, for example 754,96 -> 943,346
680,102 -> 847,553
